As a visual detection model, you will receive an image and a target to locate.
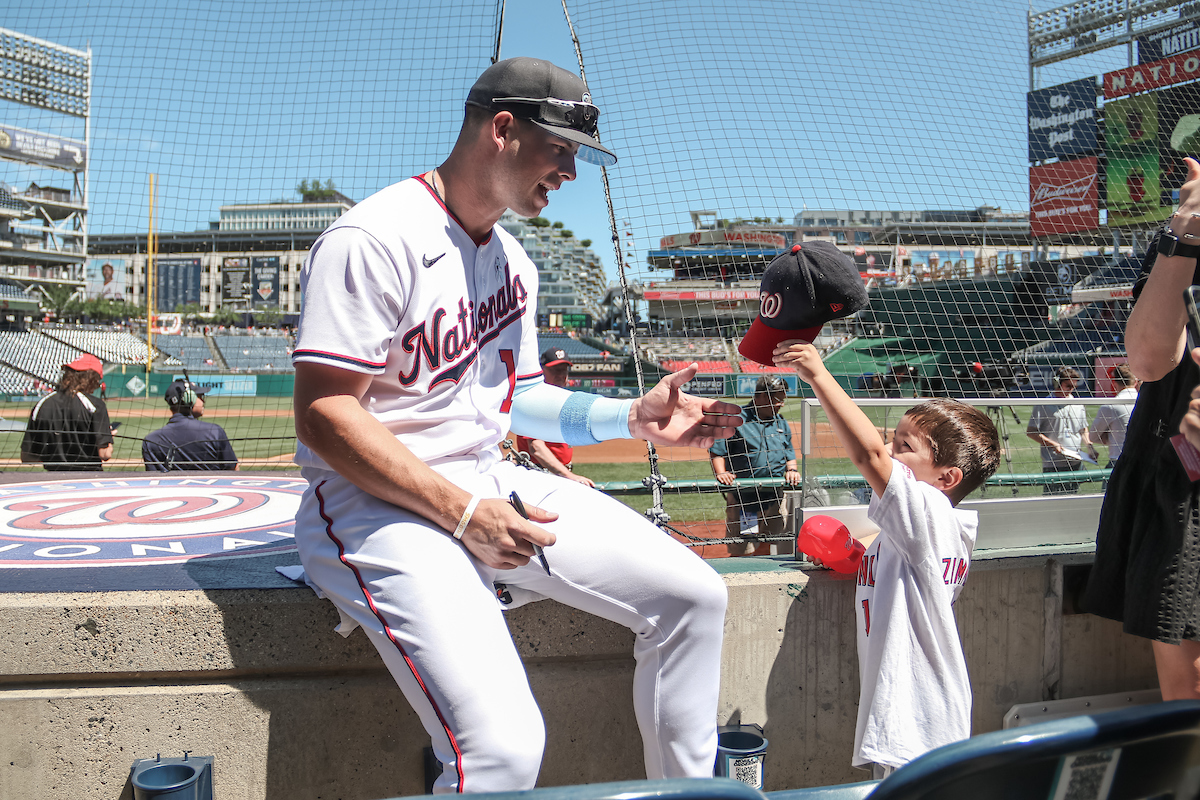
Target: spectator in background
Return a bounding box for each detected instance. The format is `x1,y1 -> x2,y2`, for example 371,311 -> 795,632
514,348 -> 595,487
142,380 -> 238,471
1026,366 -> 1098,495
21,354 -> 113,472
709,376 -> 799,555
1093,364 -> 1141,468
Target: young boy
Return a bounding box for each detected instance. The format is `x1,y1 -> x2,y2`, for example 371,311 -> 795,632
775,340 -> 1000,777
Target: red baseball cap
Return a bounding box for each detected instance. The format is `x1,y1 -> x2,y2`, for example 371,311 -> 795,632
738,242 -> 868,366
64,354 -> 103,374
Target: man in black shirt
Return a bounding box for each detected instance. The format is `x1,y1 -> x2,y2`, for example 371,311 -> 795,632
21,354 -> 114,472
142,380 -> 238,471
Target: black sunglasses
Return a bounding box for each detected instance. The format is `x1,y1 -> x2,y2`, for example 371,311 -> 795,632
490,95 -> 599,136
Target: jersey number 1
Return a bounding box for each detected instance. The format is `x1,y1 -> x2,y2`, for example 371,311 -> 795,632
500,349 -> 516,413
861,599 -> 871,635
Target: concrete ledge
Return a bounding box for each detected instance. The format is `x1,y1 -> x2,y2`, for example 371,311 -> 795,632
0,550 -> 1156,799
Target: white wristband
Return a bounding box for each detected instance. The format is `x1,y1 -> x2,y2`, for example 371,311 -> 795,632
453,495 -> 481,540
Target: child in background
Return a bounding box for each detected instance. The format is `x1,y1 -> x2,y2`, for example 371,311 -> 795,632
776,340 -> 999,778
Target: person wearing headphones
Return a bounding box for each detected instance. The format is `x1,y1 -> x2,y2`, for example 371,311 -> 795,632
142,379 -> 238,471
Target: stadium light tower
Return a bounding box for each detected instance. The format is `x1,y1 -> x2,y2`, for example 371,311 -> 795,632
0,27 -> 91,288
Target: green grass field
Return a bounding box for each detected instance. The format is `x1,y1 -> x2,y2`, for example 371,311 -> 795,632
0,394 -> 1109,522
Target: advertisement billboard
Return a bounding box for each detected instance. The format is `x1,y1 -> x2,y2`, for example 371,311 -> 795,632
1105,51 -> 1200,99
221,257 -> 251,305
155,258 -> 202,313
909,250 -> 976,280
1028,78 -> 1098,162
1029,156 -> 1099,237
251,256 -> 280,307
1155,83 -> 1200,201
86,258 -> 126,301
0,125 -> 86,171
1137,19 -> 1200,64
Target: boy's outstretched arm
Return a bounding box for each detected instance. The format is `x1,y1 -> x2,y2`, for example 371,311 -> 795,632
775,340 -> 892,496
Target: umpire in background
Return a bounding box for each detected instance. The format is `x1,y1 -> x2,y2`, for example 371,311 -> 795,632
142,380 -> 238,471
709,375 -> 799,555
21,353 -> 113,472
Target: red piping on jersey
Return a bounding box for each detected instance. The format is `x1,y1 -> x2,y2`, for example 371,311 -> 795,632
293,349 -> 387,370
314,480 -> 466,792
414,174 -> 494,248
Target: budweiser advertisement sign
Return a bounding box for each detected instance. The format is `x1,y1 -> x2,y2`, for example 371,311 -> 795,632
1030,156 -> 1099,238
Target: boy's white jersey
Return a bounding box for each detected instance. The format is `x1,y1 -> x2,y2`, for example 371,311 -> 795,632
291,177 -> 542,472
853,459 -> 977,769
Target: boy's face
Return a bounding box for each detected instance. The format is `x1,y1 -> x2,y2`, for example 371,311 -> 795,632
888,415 -> 944,487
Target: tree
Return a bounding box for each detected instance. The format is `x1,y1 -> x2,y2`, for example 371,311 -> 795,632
580,239 -> 592,247
41,284 -> 80,320
552,221 -> 564,229
297,179 -> 337,202
528,216 -> 551,228
560,229 -> 573,238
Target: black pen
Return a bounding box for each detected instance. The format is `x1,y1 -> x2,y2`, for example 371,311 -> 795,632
509,491 -> 551,576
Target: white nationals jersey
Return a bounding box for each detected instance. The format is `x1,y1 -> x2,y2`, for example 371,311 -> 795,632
292,177 -> 542,470
853,460 -> 977,768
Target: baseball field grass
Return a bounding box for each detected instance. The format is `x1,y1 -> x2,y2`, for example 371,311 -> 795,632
0,395 -> 1108,521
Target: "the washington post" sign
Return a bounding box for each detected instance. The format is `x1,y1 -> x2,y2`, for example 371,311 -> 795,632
1028,77 -> 1098,162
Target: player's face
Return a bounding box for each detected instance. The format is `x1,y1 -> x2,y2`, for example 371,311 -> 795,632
542,363 -> 570,387
888,415 -> 942,485
503,120 -> 578,216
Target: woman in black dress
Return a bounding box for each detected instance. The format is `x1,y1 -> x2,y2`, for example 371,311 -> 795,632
1085,156 -> 1200,699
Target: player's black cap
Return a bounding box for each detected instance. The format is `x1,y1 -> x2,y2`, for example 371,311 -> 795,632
755,376 -> 786,394
541,347 -> 572,368
165,379 -> 206,405
466,57 -> 617,167
738,242 -> 868,366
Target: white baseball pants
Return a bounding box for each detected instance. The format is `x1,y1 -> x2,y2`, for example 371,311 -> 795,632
294,459 -> 727,793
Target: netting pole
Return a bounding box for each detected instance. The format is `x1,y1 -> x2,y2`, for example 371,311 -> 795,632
492,0 -> 506,64
146,173 -> 155,395
559,0 -> 670,527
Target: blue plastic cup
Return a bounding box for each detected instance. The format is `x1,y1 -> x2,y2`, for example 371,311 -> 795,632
131,763 -> 199,800
715,728 -> 768,789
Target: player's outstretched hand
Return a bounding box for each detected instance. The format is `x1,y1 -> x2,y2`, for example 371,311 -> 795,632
628,362 -> 742,449
462,499 -> 557,570
772,340 -> 825,383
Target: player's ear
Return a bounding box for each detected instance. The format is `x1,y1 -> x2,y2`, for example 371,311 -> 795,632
491,111 -> 518,151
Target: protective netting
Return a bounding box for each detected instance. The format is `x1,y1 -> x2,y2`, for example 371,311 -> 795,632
0,0 -> 1174,552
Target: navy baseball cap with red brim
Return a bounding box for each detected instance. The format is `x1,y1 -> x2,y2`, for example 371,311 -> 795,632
738,242 -> 868,366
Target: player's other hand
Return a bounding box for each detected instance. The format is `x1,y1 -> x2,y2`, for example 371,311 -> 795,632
568,473 -> 596,488
462,499 -> 557,570
628,363 -> 742,449
772,340 -> 825,383
715,470 -> 736,486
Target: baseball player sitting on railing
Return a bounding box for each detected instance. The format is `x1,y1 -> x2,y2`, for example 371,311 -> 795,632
290,58 -> 743,793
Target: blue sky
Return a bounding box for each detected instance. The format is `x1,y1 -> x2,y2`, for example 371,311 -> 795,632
1,0 -> 1147,281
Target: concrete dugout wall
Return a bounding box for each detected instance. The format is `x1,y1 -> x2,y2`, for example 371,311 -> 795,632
0,497 -> 1156,799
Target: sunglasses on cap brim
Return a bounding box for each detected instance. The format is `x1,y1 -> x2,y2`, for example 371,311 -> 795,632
489,95 -> 599,136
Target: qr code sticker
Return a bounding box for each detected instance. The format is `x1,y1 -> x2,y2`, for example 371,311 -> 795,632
732,755 -> 762,788
1050,748 -> 1120,800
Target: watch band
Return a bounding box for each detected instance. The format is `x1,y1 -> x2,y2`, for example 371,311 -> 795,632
1160,227 -> 1200,259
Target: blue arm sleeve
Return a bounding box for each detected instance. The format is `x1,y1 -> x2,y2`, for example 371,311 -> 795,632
510,380 -> 634,446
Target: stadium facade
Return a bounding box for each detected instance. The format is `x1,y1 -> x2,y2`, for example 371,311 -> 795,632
640,205 -> 1119,333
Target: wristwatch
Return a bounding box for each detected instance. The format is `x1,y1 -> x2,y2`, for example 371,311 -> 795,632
1159,226 -> 1200,259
